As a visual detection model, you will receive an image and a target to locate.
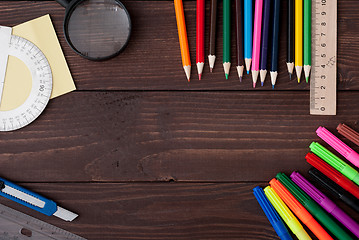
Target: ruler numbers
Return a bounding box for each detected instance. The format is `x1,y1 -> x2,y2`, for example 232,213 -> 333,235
310,0 -> 337,115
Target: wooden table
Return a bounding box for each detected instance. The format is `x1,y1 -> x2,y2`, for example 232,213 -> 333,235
0,0 -> 359,239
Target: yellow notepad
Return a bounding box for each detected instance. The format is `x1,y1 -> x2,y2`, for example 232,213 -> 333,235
1,14 -> 75,111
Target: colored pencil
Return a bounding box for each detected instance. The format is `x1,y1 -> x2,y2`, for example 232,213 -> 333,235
174,0 -> 191,81
244,0 -> 252,73
235,0 -> 244,81
251,0 -> 263,88
208,0 -> 217,72
196,0 -> 205,80
259,0 -> 271,86
287,0 -> 294,79
270,0 -> 280,88
295,0 -> 303,82
223,0 -> 231,79
304,0 -> 311,83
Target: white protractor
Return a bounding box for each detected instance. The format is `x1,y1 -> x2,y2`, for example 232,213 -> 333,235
0,26 -> 52,131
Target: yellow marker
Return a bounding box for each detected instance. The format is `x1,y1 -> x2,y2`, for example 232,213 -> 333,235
295,0 -> 303,83
264,186 -> 312,240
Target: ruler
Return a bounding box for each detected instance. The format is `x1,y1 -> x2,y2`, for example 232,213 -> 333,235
0,203 -> 86,239
0,26 -> 52,131
310,0 -> 337,115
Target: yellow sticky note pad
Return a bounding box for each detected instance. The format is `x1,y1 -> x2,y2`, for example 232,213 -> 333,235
0,15 -> 75,111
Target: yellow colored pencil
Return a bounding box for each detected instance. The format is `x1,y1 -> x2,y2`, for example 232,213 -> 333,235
174,0 -> 191,81
295,0 -> 303,83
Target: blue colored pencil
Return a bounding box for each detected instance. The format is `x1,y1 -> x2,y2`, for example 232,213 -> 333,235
244,0 -> 252,73
259,0 -> 271,86
270,0 -> 280,88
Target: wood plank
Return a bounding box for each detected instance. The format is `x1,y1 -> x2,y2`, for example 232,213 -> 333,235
0,1 -> 358,90
0,91 -> 358,182
1,182 -> 357,239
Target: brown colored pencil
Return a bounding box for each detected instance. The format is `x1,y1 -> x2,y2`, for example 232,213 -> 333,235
337,123 -> 359,147
208,0 -> 217,72
235,0 -> 244,81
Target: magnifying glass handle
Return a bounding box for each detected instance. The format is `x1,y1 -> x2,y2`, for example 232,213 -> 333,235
55,0 -> 69,8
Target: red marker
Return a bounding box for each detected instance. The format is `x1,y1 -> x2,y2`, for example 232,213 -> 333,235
196,0 -> 205,80
306,153 -> 359,199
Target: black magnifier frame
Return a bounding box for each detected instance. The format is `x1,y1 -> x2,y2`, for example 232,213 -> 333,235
56,0 -> 132,61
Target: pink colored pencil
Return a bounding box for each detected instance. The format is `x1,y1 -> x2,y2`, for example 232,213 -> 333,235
251,0 -> 263,88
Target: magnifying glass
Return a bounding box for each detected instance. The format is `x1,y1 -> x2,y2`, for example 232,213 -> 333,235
55,0 -> 131,61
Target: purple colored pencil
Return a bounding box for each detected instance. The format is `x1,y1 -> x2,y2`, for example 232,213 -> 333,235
259,0 -> 271,86
291,171 -> 359,238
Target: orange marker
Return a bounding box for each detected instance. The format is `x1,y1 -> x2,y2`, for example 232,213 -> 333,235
270,178 -> 333,240
174,0 -> 191,81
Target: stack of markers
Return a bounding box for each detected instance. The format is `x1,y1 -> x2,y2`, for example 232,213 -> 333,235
254,124 -> 359,240
173,0 -> 311,88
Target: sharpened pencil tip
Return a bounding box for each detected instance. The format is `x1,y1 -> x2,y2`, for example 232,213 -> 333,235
261,82 -> 263,87
272,84 -> 275,89
225,74 -> 229,80
247,71 -> 250,74
188,78 -> 190,82
289,73 -> 292,81
239,77 -> 242,82
298,78 -> 300,84
306,77 -> 309,83
210,68 -> 213,73
253,82 -> 256,88
199,74 -> 202,80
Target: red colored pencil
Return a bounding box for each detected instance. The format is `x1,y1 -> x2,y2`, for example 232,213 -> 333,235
197,0 -> 205,80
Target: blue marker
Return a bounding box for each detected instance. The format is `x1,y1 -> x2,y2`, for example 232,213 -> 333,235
253,186 -> 293,240
244,0 -> 252,74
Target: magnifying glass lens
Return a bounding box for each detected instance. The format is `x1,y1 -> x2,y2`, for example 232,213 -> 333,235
66,0 -> 131,60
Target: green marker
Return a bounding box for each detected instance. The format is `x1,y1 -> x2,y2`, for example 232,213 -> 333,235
223,0 -> 231,79
310,142 -> 359,186
276,173 -> 354,240
303,0 -> 311,83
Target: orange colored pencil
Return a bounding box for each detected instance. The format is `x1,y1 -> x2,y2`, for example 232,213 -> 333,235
270,178 -> 333,240
174,0 -> 191,81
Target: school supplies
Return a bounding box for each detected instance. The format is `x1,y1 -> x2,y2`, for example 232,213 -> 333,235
309,168 -> 359,213
259,0 -> 270,85
223,0 -> 231,79
235,0 -> 244,81
303,0 -> 311,82
0,177 -> 77,221
337,123 -> 359,147
291,172 -> 359,238
174,0 -> 191,81
316,126 -> 359,168
276,172 -> 353,240
270,178 -> 333,240
251,0 -> 263,88
208,0 -> 217,72
295,0 -> 303,82
197,0 -> 205,80
253,186 -> 293,240
264,186 -> 311,240
286,0 -> 294,79
0,26 -> 52,131
310,142 -> 359,185
310,0 -> 337,115
270,0 -> 280,88
0,203 -> 85,239
244,0 -> 252,73
306,153 -> 359,199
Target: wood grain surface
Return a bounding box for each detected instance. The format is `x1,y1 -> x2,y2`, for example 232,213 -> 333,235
0,0 -> 359,239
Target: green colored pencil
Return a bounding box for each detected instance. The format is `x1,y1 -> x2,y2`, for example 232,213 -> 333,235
304,0 -> 311,83
223,0 -> 231,79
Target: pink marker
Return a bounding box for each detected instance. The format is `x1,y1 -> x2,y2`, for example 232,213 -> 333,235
316,126 -> 359,168
251,0 -> 263,88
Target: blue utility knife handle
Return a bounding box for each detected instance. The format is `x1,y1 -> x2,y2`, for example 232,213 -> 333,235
0,177 -> 57,216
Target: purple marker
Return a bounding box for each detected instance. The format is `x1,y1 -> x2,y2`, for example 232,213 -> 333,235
290,171 -> 359,238
259,0 -> 271,86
